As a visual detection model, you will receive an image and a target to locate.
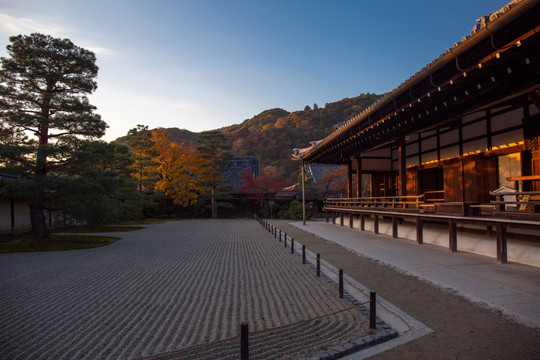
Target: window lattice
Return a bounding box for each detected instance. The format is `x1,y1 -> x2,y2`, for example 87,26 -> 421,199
525,137 -> 539,151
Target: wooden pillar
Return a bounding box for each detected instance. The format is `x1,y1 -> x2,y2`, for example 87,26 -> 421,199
496,223 -> 508,263
392,215 -> 398,238
398,141 -> 407,197
449,219 -> 457,252
355,157 -> 362,197
347,160 -> 353,198
416,217 -> 423,244
340,212 -> 344,226
349,213 -> 354,229
360,213 -> 365,231
374,214 -> 379,234
521,150 -> 533,191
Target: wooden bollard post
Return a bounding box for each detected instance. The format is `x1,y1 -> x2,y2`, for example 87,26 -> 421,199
284,236 -> 287,248
279,229 -> 281,242
291,239 -> 294,254
339,269 -> 344,298
316,254 -> 321,277
449,219 -> 457,252
241,322 -> 249,360
370,292 -> 377,329
302,245 -> 306,264
416,217 -> 424,244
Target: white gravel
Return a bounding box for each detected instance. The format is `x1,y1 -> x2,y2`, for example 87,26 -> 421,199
0,219 -> 370,359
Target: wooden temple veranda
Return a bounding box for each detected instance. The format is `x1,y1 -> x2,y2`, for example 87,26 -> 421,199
293,0 -> 540,264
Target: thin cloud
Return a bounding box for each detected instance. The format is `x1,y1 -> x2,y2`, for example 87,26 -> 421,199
0,12 -> 113,56
83,45 -> 113,56
0,12 -> 65,36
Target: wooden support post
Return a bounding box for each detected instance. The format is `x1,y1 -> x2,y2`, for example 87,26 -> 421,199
496,223 -> 508,264
316,254 -> 321,277
374,214 -> 379,234
349,213 -> 354,229
360,213 -> 365,231
332,212 -> 336,224
355,157 -> 362,198
340,212 -> 344,226
416,218 -> 424,244
392,215 -> 398,238
347,160 -> 353,198
370,292 -> 377,329
449,219 -> 457,252
241,322 -> 249,360
398,141 -> 407,197
325,211 -> 329,223
338,269 -> 344,298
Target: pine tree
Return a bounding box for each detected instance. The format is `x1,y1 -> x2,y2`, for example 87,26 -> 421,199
0,33 -> 106,238
196,130 -> 231,219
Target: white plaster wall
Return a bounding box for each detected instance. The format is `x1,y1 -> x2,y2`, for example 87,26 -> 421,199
0,199 -> 31,232
338,214 -> 540,268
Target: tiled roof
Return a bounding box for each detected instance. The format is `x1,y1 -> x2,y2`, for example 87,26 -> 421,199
297,0 -> 534,162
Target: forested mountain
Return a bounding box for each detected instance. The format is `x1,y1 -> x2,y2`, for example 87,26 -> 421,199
116,93 -> 383,182
117,127 -> 200,148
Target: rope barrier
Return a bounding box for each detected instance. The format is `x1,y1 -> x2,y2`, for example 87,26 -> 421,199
259,217 -> 413,333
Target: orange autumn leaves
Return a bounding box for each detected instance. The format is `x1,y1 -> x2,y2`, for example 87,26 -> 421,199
150,129 -> 206,207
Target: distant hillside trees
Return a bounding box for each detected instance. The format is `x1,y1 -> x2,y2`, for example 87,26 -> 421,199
116,94 -> 382,186
222,93 -> 383,182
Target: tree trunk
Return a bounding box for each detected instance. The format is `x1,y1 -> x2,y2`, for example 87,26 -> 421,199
211,197 -> 218,219
30,191 -> 48,238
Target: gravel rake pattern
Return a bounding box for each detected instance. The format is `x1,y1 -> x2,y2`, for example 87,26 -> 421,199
0,219 -> 370,359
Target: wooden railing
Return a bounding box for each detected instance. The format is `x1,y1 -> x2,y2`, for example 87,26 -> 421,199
325,195 -> 424,209
423,190 -> 445,202
322,204 -> 540,264
489,190 -> 540,212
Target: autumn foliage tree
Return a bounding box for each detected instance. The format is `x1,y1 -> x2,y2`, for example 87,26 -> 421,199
151,129 -> 203,207
237,167 -> 287,196
318,166 -> 348,198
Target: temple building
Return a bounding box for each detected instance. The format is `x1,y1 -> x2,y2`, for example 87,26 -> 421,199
223,156 -> 259,193
294,0 -> 540,220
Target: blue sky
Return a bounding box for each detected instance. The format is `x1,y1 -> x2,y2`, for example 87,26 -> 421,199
0,0 -> 510,141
